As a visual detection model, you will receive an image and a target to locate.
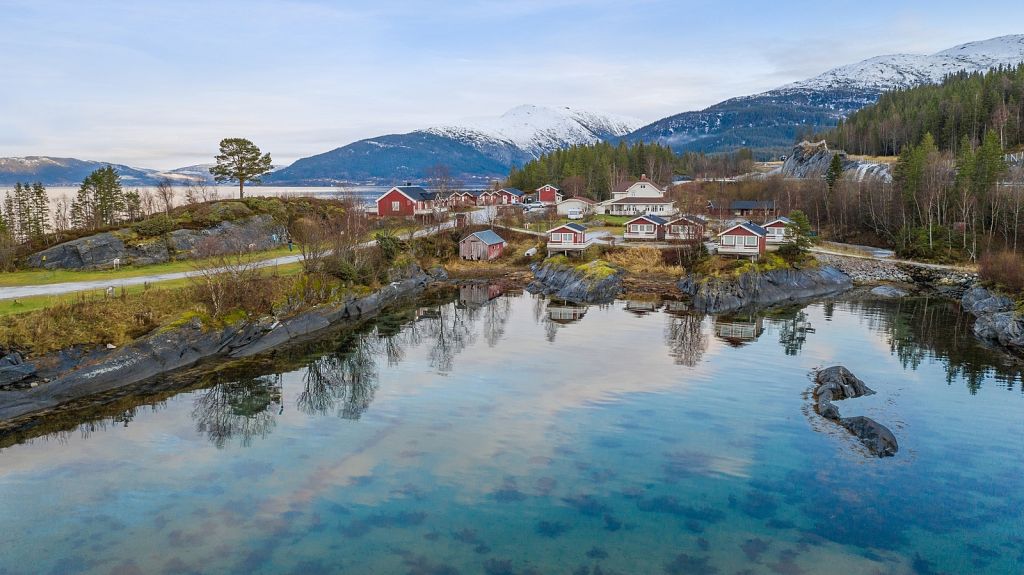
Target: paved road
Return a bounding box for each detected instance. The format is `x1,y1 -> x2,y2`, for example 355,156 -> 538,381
0,214 -> 479,301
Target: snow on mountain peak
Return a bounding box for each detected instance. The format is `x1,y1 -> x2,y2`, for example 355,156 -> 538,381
423,105 -> 642,160
777,34 -> 1024,94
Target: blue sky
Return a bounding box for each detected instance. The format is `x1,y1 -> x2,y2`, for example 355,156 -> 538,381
2,0 -> 1022,168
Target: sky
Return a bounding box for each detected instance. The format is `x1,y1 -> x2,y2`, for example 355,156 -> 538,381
2,0 -> 1023,169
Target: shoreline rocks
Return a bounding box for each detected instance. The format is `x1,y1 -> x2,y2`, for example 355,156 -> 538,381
677,265 -> 852,313
0,267 -> 432,424
812,366 -> 898,457
528,261 -> 625,304
961,286 -> 1024,356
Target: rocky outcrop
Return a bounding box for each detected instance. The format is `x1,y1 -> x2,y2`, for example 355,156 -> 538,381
26,215 -> 285,270
677,266 -> 852,313
780,141 -> 892,182
0,351 -> 37,390
0,268 -> 431,423
812,366 -> 898,457
961,286 -> 1024,356
528,261 -> 625,304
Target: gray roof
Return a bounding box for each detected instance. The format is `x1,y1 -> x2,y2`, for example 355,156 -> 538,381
548,222 -> 586,233
720,221 -> 767,236
466,229 -> 506,246
393,186 -> 436,201
765,216 -> 793,226
627,214 -> 668,225
730,200 -> 775,210
669,214 -> 706,226
500,188 -> 525,196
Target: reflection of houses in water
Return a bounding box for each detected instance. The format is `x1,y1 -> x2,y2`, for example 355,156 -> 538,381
547,300 -> 588,324
714,314 -> 765,346
661,299 -> 693,316
458,283 -> 504,308
624,298 -> 661,316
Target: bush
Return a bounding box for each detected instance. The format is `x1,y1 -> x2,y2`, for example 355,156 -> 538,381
133,215 -> 175,237
979,251 -> 1024,293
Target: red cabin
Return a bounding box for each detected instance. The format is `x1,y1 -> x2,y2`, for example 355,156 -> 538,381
375,186 -> 446,217
536,184 -> 563,205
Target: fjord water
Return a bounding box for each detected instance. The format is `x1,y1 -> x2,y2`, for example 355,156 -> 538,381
1,291 -> 1022,574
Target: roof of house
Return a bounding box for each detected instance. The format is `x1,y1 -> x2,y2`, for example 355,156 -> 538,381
547,222 -> 586,233
669,214 -> 707,226
536,184 -> 561,191
626,214 -> 668,225
612,176 -> 664,194
499,188 -> 525,196
559,196 -> 597,205
464,229 -> 506,246
719,221 -> 767,236
385,186 -> 435,201
764,216 -> 794,226
730,200 -> 775,210
609,197 -> 675,204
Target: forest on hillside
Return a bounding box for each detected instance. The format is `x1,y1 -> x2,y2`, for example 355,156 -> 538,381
504,142 -> 756,200
827,64 -> 1024,156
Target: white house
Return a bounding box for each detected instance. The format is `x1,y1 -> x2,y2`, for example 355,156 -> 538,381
597,175 -> 676,216
556,197 -> 597,218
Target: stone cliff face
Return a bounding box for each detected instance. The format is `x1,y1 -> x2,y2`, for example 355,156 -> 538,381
780,141 -> 892,182
527,261 -> 625,304
677,266 -> 852,313
26,215 -> 285,270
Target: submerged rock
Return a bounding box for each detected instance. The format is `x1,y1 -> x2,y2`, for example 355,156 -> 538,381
839,416 -> 899,458
870,286 -> 908,298
812,365 -> 897,457
678,265 -> 852,313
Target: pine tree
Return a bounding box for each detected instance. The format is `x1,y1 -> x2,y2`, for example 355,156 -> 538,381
825,153 -> 843,192
209,138 -> 273,198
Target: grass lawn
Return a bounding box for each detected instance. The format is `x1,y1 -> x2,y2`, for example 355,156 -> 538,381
0,246 -> 296,287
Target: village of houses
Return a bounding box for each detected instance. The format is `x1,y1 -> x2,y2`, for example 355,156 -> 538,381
370,175 -> 797,261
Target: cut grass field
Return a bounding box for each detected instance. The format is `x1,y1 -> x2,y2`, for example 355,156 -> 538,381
0,246 -> 295,287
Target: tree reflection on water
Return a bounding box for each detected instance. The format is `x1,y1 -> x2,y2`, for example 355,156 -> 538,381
192,374 -> 283,448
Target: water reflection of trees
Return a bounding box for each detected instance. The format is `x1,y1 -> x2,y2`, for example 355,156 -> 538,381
843,298 -> 1024,393
298,332 -> 379,419
767,309 -> 815,356
193,374 -> 283,448
664,312 -> 708,366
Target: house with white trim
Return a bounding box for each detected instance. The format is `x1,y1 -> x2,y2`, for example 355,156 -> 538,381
763,216 -> 795,246
546,222 -> 592,256
623,214 -> 667,241
717,221 -> 767,259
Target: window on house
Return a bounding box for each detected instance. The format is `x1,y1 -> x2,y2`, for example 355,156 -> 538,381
745,236 -> 758,246
391,201 -> 400,211
722,235 -> 735,246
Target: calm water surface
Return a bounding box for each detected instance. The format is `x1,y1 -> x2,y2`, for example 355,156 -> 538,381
1,290 -> 1022,574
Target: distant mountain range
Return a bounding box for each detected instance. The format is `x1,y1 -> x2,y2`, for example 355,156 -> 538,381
626,35 -> 1024,155
3,35 -> 1023,186
264,105 -> 642,185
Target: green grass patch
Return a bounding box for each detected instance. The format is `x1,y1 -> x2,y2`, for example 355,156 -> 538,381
0,246 -> 294,287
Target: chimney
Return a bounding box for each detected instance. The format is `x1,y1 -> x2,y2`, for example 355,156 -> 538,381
640,173 -> 647,181
405,181 -> 412,186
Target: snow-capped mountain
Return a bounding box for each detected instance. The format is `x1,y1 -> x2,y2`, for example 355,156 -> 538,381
627,34 -> 1024,155
0,156 -> 163,186
779,35 -> 1024,93
267,105 -> 641,185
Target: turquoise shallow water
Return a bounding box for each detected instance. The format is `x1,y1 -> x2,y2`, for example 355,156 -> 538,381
0,291 -> 1022,574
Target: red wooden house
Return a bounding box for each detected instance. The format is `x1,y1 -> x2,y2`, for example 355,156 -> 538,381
459,229 -> 507,261
536,184 -> 563,205
762,216 -> 795,246
665,215 -> 706,243
717,221 -> 767,259
546,222 -> 592,256
623,214 -> 667,241
375,186 -> 447,218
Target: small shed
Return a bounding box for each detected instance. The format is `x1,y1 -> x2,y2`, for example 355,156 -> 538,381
459,229 -> 507,261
